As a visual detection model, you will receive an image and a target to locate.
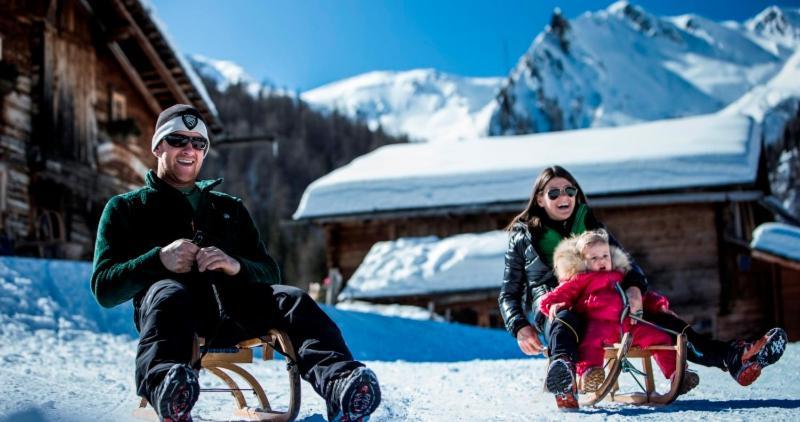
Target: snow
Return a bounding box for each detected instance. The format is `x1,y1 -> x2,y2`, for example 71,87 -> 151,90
334,300 -> 445,322
751,222 -> 800,262
188,54 -> 293,98
340,231 -> 507,300
723,48 -> 800,145
302,69 -> 502,143
1,256 -> 799,421
294,112 -> 757,219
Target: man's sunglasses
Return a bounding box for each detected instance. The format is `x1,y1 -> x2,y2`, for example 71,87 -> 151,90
162,134 -> 208,151
544,186 -> 578,200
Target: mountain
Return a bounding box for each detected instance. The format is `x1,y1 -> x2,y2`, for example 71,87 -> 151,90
302,69 -> 502,142
189,54 -> 273,97
489,2 -> 800,136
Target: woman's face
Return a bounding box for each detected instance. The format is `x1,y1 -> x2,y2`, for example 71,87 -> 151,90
536,177 -> 577,221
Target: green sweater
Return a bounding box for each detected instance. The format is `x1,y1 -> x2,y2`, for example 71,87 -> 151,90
91,170 -> 281,308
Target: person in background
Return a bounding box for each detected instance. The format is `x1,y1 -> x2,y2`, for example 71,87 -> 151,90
541,229 -> 689,394
91,104 -> 381,422
498,165 -> 787,410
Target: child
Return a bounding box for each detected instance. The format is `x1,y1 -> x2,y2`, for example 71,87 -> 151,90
539,229 -> 680,393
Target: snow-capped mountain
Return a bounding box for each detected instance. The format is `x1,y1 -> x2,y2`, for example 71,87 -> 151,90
302,69 -> 502,142
744,5 -> 800,56
189,54 -> 270,97
489,2 -> 800,136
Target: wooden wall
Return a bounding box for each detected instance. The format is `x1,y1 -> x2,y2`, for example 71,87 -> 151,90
0,0 -> 164,259
324,201 -> 775,338
594,204 -> 721,333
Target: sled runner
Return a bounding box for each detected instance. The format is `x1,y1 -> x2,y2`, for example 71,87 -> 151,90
134,329 -> 301,422
578,329 -> 688,406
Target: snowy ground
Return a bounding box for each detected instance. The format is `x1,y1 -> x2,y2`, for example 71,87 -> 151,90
1,257 -> 799,421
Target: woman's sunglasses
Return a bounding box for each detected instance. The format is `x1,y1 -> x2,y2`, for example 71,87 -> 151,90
544,186 -> 578,200
162,133 -> 208,151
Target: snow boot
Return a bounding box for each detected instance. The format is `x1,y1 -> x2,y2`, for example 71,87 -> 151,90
676,369 -> 700,396
725,327 -> 787,386
546,357 -> 578,410
578,366 -> 605,393
151,363 -> 199,422
326,367 -> 381,422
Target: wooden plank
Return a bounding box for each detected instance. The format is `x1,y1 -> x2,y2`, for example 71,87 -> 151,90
106,41 -> 162,114
109,0 -> 191,105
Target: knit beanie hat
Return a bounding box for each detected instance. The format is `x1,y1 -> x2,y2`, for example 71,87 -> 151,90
151,104 -> 210,155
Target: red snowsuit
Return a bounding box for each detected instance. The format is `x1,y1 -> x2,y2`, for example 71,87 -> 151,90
539,270 -> 676,378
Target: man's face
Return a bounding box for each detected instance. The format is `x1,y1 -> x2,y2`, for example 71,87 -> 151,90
153,130 -> 206,188
584,242 -> 612,272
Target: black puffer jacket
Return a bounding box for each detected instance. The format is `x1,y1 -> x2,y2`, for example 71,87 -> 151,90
498,213 -> 648,338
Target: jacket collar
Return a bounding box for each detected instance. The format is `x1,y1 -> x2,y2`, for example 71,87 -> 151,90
145,170 -> 222,193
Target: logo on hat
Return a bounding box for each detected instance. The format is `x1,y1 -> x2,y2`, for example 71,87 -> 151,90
182,114 -> 198,130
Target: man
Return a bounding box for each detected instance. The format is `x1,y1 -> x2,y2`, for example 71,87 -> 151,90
91,104 -> 381,422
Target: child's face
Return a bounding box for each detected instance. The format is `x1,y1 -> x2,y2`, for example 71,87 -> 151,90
584,242 -> 612,272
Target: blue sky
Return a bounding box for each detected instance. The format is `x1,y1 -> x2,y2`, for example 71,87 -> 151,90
151,0 -> 800,91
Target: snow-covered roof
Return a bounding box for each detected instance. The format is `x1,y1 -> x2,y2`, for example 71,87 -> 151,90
339,231 -> 507,300
751,222 -> 800,262
295,112 -> 758,220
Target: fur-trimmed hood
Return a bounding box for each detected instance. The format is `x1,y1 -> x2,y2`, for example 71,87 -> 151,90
553,236 -> 631,281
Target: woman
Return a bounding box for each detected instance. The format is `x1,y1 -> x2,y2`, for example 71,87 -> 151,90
498,165 -> 786,410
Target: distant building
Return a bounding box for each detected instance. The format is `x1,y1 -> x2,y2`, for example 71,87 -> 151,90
0,0 -> 219,259
295,112 -> 792,340
750,223 -> 800,341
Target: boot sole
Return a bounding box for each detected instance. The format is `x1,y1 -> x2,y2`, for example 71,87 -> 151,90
546,360 -> 579,410
678,370 -> 700,395
736,328 -> 787,386
157,365 -> 199,422
580,368 -> 605,393
334,368 -> 381,422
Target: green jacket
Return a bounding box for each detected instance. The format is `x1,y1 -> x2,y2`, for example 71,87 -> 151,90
91,170 -> 281,309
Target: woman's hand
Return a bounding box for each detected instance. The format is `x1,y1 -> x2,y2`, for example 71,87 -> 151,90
516,325 -> 545,355
625,286 -> 643,324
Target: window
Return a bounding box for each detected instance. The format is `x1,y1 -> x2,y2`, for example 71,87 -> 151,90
111,91 -> 127,120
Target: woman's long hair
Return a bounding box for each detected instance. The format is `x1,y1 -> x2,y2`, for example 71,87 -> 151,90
505,165 -> 588,235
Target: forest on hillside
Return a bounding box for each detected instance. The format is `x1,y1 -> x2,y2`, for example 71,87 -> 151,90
198,80 -> 408,290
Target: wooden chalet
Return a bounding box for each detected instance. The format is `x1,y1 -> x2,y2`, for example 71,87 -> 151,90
750,223 -> 800,341
0,0 -> 219,259
294,112 -> 791,340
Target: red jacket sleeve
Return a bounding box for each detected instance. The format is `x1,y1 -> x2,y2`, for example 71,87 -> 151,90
539,276 -> 587,315
643,291 -> 670,313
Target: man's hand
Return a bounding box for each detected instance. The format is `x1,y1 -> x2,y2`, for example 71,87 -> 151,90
516,325 -> 545,355
626,286 -> 643,324
548,302 -> 566,322
196,246 -> 241,276
159,239 -> 199,273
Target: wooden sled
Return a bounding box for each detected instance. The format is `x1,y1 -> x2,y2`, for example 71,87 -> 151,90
134,329 -> 301,422
579,331 -> 688,406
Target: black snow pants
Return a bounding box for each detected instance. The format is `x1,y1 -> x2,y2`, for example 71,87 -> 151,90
534,308 -> 586,362
645,311 -> 730,369
134,279 -> 362,404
